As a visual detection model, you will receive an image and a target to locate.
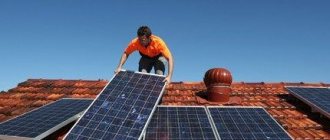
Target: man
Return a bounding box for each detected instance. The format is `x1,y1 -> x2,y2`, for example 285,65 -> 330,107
115,26 -> 174,83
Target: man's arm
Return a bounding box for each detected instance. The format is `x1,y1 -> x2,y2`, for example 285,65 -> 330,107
164,55 -> 173,83
115,53 -> 128,74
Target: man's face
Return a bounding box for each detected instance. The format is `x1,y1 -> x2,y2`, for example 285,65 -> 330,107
138,35 -> 151,47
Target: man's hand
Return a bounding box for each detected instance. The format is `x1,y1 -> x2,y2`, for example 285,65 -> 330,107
163,76 -> 171,84
114,67 -> 122,74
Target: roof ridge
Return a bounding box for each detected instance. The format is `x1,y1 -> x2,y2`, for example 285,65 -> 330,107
27,78 -> 108,82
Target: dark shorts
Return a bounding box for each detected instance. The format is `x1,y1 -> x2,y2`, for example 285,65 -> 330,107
139,56 -> 167,75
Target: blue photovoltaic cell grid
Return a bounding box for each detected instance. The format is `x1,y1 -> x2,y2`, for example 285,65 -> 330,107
65,71 -> 166,140
208,107 -> 292,140
286,87 -> 330,118
146,106 -> 217,140
0,98 -> 92,139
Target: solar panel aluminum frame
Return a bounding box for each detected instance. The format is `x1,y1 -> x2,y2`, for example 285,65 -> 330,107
0,98 -> 93,140
144,105 -> 220,140
64,69 -> 167,140
206,106 -> 294,140
286,86 -> 330,118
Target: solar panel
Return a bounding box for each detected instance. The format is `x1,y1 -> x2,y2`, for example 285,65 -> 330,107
207,107 -> 292,140
146,106 -> 218,140
286,87 -> 330,118
64,70 -> 166,140
0,98 -> 92,140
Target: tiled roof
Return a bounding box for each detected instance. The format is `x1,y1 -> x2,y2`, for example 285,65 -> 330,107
1,79 -> 330,139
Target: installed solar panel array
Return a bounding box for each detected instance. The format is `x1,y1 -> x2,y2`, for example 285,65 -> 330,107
146,106 -> 217,140
65,71 -> 166,140
0,98 -> 92,140
286,87 -> 330,118
146,106 -> 292,140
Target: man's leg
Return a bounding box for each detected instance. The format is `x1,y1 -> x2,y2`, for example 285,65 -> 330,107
139,57 -> 153,73
154,56 -> 167,75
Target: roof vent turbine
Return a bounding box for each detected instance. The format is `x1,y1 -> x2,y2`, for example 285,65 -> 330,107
203,68 -> 232,102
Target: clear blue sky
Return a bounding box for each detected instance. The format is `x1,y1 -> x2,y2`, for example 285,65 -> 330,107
1,0 -> 330,91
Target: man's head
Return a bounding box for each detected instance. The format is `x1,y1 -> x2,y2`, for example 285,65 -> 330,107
137,26 -> 152,47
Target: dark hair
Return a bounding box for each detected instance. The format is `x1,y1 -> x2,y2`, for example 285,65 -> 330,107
137,26 -> 152,37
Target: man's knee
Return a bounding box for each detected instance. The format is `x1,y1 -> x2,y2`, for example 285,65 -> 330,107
156,70 -> 164,75
140,69 -> 148,73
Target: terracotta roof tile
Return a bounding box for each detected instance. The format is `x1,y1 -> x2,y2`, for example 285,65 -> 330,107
67,94 -> 96,99
31,100 -> 51,107
280,118 -> 321,129
51,88 -> 64,93
72,88 -> 90,95
0,106 -> 17,116
0,114 -> 6,122
11,108 -> 32,116
46,94 -> 65,100
281,109 -> 307,119
290,129 -> 330,139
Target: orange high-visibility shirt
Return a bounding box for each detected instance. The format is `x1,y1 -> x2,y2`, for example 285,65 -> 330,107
124,35 -> 172,60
